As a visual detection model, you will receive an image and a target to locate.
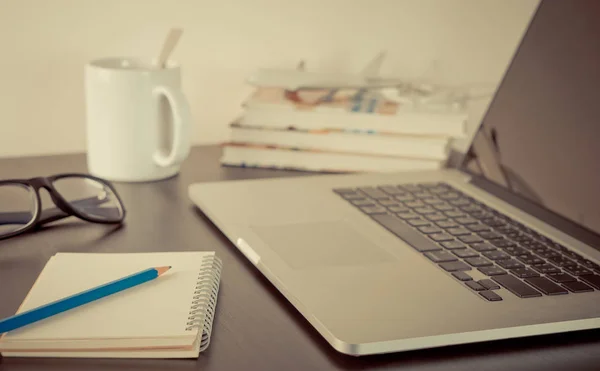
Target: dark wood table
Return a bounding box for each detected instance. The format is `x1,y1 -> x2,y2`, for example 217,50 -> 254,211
1,145 -> 599,371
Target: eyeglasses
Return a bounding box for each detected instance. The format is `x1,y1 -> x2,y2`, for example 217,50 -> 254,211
0,173 -> 125,241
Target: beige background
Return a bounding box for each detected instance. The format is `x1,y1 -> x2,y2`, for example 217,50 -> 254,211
0,0 -> 539,158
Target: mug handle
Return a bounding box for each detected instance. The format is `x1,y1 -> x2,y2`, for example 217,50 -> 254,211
152,86 -> 192,167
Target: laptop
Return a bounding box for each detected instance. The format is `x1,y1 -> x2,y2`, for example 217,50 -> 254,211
189,0 -> 600,356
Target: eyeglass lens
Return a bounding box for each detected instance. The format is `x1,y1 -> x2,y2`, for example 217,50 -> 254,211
52,176 -> 123,221
0,184 -> 37,238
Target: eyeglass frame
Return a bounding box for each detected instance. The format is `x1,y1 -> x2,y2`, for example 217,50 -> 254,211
0,173 -> 126,241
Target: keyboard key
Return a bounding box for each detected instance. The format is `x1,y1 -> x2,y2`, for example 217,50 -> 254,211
449,198 -> 471,206
445,211 -> 466,218
497,259 -> 525,270
506,231 -> 523,239
563,250 -> 585,261
536,249 -> 561,259
426,213 -> 448,222
408,219 -> 431,227
388,205 -> 410,213
479,231 -> 503,240
441,241 -> 467,250
360,206 -> 388,214
424,250 -> 458,263
378,199 -> 400,206
531,263 -> 561,275
482,218 -> 506,227
436,220 -> 459,228
460,205 -> 483,213
405,200 -> 426,208
333,188 -> 356,194
430,188 -> 451,195
551,243 -> 571,253
467,224 -> 492,232
470,211 -> 492,219
563,266 -> 593,277
572,255 -> 590,265
446,227 -> 471,236
562,280 -> 594,293
452,271 -> 473,281
378,185 -> 404,195
493,274 -> 542,298
339,192 -> 363,200
417,225 -> 442,234
504,246 -> 529,256
358,187 -> 390,200
358,187 -> 389,199
548,256 -> 578,268
414,191 -> 433,198
494,222 -> 516,230
396,212 -> 420,220
529,242 -> 547,251
580,260 -> 600,271
395,194 -> 415,202
424,183 -> 446,190
511,268 -> 540,278
423,197 -> 444,205
478,266 -> 507,276
479,279 -> 501,290
513,234 -> 534,243
579,274 -> 600,289
434,204 -> 454,211
466,281 -> 486,291
479,290 -> 503,301
471,242 -> 496,252
453,249 -> 479,258
439,192 -> 460,200
519,239 -> 535,247
439,261 -> 472,272
370,214 -> 442,252
516,255 -> 545,266
414,207 -> 437,215
456,217 -> 478,225
459,235 -> 483,244
465,257 -> 493,267
546,273 -> 576,283
524,277 -> 568,295
482,250 -> 511,261
429,233 -> 454,242
351,199 -> 376,206
490,239 -> 516,248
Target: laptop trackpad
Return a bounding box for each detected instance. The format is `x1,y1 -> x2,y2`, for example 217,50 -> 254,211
251,221 -> 396,269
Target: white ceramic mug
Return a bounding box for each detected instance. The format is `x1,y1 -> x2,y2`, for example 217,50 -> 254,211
84,57 -> 192,182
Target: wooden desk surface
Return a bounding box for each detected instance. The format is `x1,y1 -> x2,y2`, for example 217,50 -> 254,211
1,145 -> 599,371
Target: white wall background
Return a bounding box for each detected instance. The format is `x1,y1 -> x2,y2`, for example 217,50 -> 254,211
0,0 -> 539,158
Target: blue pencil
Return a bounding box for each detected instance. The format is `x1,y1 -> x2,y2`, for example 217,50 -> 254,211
0,266 -> 171,334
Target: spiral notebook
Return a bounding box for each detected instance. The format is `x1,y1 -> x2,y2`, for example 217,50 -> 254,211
0,251 -> 222,359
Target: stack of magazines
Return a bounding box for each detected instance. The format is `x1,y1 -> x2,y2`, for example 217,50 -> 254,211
221,67 -> 470,173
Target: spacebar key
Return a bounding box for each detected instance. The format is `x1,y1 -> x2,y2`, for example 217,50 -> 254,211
370,214 -> 442,252
493,274 -> 542,298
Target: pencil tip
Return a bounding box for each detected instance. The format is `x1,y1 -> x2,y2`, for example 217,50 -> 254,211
155,266 -> 172,276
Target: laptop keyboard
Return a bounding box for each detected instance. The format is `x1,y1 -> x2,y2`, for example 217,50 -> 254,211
334,182 -> 600,301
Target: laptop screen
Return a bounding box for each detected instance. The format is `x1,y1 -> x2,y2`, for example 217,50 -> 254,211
460,0 -> 600,237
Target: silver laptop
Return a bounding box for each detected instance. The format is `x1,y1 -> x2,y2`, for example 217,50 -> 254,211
189,1 -> 600,356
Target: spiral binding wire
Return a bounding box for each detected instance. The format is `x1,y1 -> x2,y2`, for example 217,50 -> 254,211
186,255 -> 222,352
